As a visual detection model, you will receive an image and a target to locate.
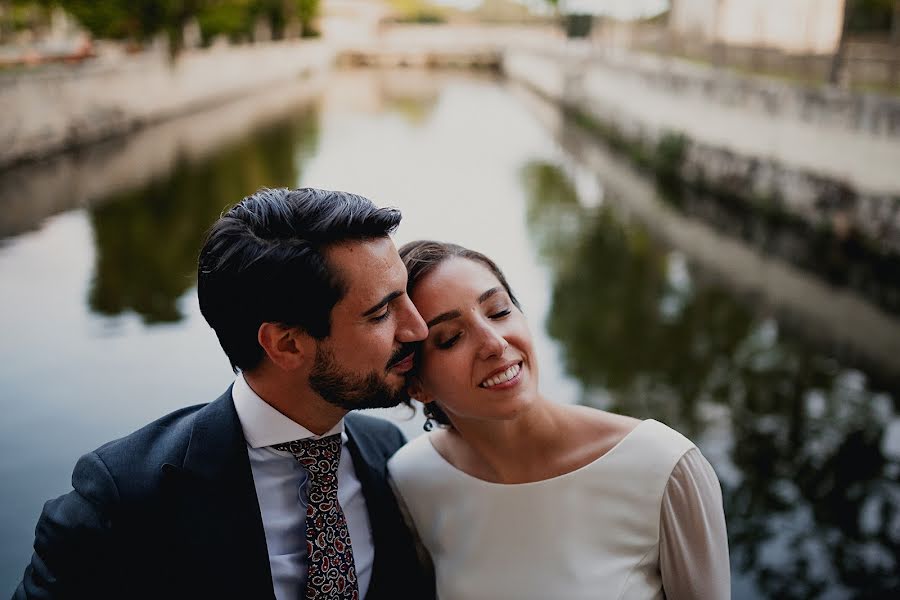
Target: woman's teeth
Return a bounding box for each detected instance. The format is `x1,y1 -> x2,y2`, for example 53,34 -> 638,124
480,363 -> 521,388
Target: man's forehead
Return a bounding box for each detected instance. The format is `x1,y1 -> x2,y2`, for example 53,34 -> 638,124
326,238 -> 404,304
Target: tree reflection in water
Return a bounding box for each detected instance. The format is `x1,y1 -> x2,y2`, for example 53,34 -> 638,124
88,108 -> 319,324
521,160 -> 900,598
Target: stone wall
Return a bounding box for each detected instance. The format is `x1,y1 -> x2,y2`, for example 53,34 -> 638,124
0,40 -> 335,168
594,21 -> 900,96
502,45 -> 900,253
515,80 -> 900,378
0,72 -> 326,239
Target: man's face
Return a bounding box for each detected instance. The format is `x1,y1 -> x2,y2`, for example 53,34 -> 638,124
309,237 -> 428,410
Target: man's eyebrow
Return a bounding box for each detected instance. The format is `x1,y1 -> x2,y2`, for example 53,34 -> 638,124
361,291 -> 403,317
427,310 -> 462,328
478,287 -> 502,303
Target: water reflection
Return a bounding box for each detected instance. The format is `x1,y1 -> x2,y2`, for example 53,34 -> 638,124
522,160 -> 900,598
660,183 -> 900,319
87,110 -> 319,323
0,76 -> 325,243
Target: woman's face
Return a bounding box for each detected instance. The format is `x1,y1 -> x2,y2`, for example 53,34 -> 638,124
410,257 -> 539,423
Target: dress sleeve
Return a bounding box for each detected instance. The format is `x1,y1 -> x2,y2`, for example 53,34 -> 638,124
659,447 -> 731,600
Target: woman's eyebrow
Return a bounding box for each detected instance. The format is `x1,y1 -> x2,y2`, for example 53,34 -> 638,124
426,288 -> 503,328
427,310 -> 462,328
478,287 -> 502,303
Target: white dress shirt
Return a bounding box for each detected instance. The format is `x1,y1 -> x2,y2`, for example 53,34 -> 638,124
232,373 -> 374,600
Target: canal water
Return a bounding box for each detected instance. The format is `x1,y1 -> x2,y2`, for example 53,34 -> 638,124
1,68 -> 898,598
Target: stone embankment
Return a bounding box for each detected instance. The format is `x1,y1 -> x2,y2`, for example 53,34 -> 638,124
514,83 -> 900,379
501,43 -> 900,254
3,26 -> 899,252
0,74 -> 326,239
0,40 -> 335,168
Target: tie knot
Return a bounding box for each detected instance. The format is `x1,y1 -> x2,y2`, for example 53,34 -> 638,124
273,433 -> 342,488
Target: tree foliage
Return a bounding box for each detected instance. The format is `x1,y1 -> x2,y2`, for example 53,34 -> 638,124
846,0 -> 898,33
48,0 -> 320,45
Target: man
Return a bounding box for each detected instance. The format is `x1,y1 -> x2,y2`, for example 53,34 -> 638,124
16,188 -> 434,599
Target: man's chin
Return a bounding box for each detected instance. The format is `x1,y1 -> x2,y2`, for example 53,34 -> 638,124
360,383 -> 411,410
317,380 -> 409,411
308,345 -> 410,411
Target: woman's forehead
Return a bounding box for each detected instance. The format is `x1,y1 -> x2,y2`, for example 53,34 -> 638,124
414,258 -> 503,311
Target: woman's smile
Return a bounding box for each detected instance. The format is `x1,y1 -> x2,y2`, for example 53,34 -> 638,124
479,361 -> 523,389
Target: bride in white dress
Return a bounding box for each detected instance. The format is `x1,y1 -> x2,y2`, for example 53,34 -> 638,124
388,241 -> 730,600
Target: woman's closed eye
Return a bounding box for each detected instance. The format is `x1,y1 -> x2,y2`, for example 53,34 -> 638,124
435,332 -> 462,350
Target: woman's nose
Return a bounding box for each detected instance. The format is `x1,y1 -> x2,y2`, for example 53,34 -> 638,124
476,324 -> 508,360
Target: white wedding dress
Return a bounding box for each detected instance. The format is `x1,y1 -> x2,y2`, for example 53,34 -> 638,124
388,419 -> 730,600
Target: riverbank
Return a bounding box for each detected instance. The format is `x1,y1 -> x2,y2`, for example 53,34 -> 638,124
514,80 -> 900,385
501,43 -> 900,255
3,26 -> 899,254
0,74 -> 326,240
0,40 -> 334,168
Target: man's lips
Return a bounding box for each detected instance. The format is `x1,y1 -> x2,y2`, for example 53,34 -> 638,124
389,354 -> 415,373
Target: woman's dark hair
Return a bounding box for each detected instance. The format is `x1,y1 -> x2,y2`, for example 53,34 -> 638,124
399,240 -> 521,428
198,187 -> 401,372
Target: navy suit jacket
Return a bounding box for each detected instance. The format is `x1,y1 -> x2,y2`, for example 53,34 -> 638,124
15,389 -> 434,599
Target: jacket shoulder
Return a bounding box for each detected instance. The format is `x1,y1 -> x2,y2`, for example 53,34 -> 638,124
89,390 -> 234,497
345,412 -> 406,457
93,402 -> 206,470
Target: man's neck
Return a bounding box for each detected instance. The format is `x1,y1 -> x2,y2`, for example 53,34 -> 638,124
243,370 -> 347,436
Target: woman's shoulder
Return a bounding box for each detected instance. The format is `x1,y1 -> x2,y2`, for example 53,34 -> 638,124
569,407 -> 697,472
388,433 -> 440,479
636,418 -> 696,456
388,432 -> 460,505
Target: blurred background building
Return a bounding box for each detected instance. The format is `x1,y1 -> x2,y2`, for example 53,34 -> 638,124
669,0 -> 845,54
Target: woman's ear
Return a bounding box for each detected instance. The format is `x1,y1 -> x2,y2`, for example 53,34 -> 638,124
257,322 -> 309,371
407,376 -> 433,405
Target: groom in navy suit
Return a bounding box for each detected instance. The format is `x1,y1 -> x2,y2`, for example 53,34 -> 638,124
16,188 -> 435,599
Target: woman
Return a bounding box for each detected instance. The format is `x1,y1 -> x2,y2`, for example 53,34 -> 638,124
388,241 -> 730,600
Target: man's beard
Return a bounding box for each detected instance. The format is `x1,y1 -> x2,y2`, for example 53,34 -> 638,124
308,343 -> 411,411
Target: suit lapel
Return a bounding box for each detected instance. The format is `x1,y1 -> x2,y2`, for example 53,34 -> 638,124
161,390 -> 274,598
344,416 -> 389,599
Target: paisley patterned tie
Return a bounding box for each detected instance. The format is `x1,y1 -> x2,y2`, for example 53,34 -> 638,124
273,434 -> 359,600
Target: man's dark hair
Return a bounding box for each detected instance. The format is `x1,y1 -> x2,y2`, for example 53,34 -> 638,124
198,187 -> 401,372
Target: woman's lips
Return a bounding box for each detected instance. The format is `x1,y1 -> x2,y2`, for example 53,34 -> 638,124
479,361 -> 523,390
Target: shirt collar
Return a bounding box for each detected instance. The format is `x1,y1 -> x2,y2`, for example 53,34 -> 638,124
232,372 -> 345,449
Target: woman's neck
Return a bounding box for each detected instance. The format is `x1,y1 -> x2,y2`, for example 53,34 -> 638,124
438,398 -> 572,484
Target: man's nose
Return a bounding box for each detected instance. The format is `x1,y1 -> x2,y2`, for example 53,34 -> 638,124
396,297 -> 428,342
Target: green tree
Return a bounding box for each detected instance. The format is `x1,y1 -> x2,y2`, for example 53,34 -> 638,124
50,0 -> 320,47
293,0 -> 317,36
1,0 -> 52,39
846,0 -> 897,32
88,106 -> 319,324
57,0 -> 186,42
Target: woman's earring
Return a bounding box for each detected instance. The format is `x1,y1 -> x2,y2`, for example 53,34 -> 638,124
422,403 -> 435,432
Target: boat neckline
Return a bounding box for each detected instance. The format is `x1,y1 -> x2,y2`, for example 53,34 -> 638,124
424,418 -> 654,487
